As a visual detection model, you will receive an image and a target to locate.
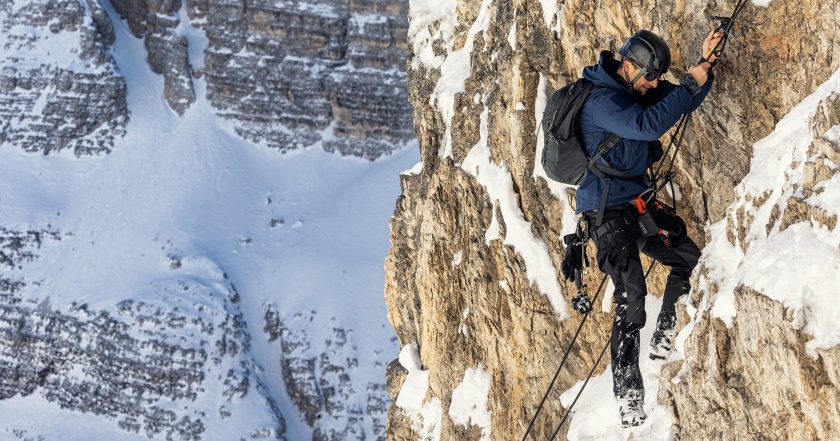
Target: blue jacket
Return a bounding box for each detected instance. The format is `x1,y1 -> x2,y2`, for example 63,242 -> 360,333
574,51 -> 713,213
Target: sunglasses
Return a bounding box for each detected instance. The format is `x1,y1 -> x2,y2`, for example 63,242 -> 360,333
633,62 -> 664,81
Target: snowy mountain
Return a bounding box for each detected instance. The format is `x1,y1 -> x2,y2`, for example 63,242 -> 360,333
0,1 -> 416,440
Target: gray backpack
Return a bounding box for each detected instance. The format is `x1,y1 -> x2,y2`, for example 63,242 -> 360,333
541,78 -> 628,185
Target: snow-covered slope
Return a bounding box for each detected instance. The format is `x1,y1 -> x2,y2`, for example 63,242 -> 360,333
0,2 -> 417,440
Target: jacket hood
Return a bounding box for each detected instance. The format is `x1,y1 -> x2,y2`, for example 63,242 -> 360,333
582,50 -> 631,93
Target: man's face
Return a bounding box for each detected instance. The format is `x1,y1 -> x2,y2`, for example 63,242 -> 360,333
623,61 -> 660,95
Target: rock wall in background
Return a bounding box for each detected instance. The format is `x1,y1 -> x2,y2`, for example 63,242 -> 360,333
109,0 -> 414,158
0,0 -> 127,155
0,228 -> 285,440
4,0 -> 414,160
0,1 -> 416,439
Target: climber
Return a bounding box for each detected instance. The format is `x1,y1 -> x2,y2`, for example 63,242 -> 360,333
575,29 -> 724,427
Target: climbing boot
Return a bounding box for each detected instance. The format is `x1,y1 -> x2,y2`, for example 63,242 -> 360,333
617,389 -> 647,427
649,313 -> 676,360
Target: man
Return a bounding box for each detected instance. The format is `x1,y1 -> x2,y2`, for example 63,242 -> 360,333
575,29 -> 723,427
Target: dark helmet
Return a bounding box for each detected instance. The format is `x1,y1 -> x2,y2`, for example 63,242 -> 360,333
619,30 -> 671,75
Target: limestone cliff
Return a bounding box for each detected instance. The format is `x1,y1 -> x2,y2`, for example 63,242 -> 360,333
109,0 -> 414,158
659,73 -> 840,440
384,0 -> 839,439
3,0 -> 413,160
0,0 -> 127,155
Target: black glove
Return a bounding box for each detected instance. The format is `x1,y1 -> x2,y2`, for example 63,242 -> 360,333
561,233 -> 583,281
648,139 -> 663,164
572,292 -> 593,314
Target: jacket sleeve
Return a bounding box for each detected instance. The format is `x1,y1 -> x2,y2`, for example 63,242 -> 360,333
590,87 -> 695,141
687,72 -> 714,112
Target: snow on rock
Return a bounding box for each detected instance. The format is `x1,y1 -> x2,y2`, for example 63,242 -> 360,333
449,366 -> 493,441
452,250 -> 464,267
407,0 -> 458,70
561,296 -> 674,441
402,159 -> 424,176
461,106 -> 568,318
398,343 -> 423,371
660,68 -> 840,440
396,344 -> 443,440
431,0 -> 492,159
705,68 -> 840,349
0,0 -> 127,155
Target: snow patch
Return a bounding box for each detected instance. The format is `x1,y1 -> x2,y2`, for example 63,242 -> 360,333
485,205 -> 501,244
430,0 -> 493,159
402,160 -> 424,175
538,0 -> 557,28
396,344 -> 443,440
449,366 -> 493,441
601,278 -> 615,313
507,22 -> 517,50
452,250 -> 463,267
458,307 -> 470,338
823,124 -> 840,143
462,106 -> 568,318
407,0 -> 458,69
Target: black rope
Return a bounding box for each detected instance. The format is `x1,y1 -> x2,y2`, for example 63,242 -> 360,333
655,113 -> 692,184
652,113 -> 690,181
549,335 -> 610,440
547,262 -> 657,440
520,273 -> 610,441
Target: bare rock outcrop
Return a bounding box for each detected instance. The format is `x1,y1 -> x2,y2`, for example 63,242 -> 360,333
659,81 -> 840,441
187,0 -> 414,159
264,306 -> 391,440
0,0 -> 128,155
0,227 -> 285,440
385,0 -> 838,439
108,0 -> 414,157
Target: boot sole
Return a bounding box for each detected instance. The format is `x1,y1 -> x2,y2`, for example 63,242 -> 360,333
621,419 -> 646,428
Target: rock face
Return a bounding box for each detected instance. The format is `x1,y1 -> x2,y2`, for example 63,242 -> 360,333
2,0 -> 413,159
110,0 -> 197,115
384,0 -> 839,439
659,82 -> 840,440
194,0 -> 413,158
0,0 -> 128,155
264,306 -> 392,441
0,227 -> 285,440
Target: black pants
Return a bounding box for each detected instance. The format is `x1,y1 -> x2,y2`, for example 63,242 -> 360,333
585,206 -> 700,397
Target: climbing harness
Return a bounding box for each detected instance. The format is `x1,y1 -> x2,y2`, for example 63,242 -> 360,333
521,1 -> 748,438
